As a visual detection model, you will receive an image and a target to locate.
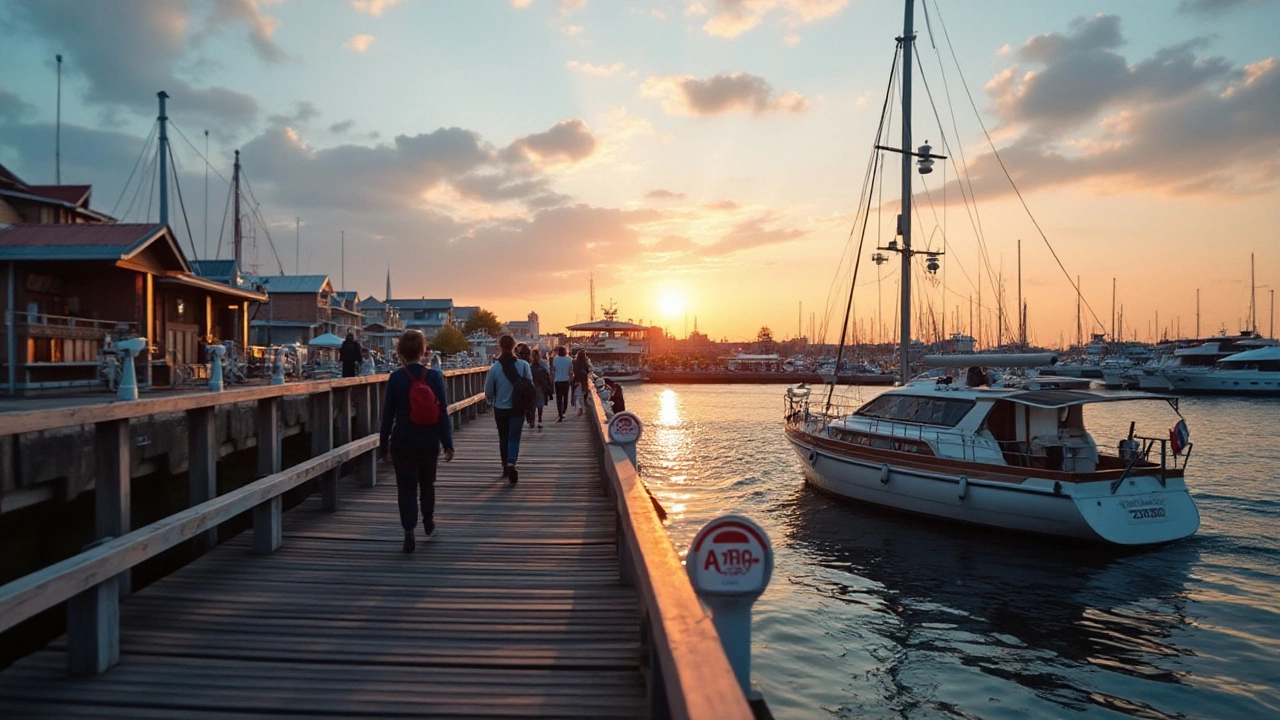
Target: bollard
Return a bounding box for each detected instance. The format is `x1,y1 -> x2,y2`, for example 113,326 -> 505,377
270,347 -> 286,385
686,515 -> 773,700
606,411 -> 642,466
115,338 -> 147,401
207,344 -> 226,393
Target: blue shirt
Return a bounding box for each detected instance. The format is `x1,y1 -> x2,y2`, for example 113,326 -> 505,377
380,364 -> 454,454
485,357 -> 532,409
551,354 -> 573,382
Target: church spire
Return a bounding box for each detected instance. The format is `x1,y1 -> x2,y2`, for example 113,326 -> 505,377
385,265 -> 392,302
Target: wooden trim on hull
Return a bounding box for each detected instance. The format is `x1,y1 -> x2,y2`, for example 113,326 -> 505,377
786,423 -> 1182,486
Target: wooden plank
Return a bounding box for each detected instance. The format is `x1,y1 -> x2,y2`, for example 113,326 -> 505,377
0,435 -> 377,633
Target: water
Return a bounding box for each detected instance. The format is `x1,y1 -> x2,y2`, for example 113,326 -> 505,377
631,384 -> 1280,719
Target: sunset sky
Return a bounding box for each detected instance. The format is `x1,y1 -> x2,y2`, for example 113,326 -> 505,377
1,0 -> 1276,345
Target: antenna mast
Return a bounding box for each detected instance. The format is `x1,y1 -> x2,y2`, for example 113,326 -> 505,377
589,272 -> 596,322
55,55 -> 62,184
233,150 -> 242,279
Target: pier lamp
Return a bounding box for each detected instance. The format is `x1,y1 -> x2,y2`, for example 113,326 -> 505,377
115,337 -> 148,401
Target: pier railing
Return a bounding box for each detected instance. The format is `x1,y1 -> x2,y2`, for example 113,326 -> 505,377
0,368 -> 489,676
584,375 -> 755,720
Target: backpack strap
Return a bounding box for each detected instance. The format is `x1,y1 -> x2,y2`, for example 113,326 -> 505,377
498,357 -> 520,385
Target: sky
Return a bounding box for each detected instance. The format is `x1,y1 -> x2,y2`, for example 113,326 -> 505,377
0,0 -> 1277,346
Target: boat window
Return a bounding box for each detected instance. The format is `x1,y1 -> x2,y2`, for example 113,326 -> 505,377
855,394 -> 975,427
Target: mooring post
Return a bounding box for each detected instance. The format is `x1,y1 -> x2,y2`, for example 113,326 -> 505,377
312,389 -> 336,511
253,397 -> 283,554
186,406 -> 218,553
686,515 -> 774,703
93,419 -> 131,596
354,383 -> 377,487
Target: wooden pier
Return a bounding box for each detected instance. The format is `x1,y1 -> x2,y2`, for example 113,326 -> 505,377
0,372 -> 754,719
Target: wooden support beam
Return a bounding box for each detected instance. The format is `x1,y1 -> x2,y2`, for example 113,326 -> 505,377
93,419 -> 130,596
354,384 -> 376,488
66,574 -> 118,677
253,397 -> 282,555
311,390 -> 336,512
186,406 -> 217,554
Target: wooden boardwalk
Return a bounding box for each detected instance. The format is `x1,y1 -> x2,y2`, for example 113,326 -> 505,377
0,412 -> 648,718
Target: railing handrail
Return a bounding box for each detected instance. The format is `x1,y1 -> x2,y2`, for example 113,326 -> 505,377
12,311 -> 136,330
585,383 -> 754,720
0,367 -> 490,437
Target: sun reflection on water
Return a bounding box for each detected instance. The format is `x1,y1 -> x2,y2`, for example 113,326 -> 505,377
657,388 -> 681,427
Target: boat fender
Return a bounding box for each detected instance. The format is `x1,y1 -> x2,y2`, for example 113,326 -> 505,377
958,475 -> 968,500
807,449 -> 818,467
880,464 -> 890,485
1053,481 -> 1062,496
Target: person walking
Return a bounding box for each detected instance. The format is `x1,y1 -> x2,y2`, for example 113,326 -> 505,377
516,343 -> 535,429
551,345 -> 572,422
339,331 -> 363,378
604,378 -> 625,413
379,330 -> 453,553
571,349 -> 592,415
485,335 -> 533,484
530,348 -> 552,429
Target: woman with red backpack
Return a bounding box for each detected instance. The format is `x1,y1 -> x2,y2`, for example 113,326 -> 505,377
379,330 -> 454,553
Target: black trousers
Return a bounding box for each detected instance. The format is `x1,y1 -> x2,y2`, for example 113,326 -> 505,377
554,381 -> 570,418
494,408 -> 524,467
391,445 -> 438,533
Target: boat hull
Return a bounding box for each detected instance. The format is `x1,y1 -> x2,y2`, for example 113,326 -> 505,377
786,428 -> 1199,545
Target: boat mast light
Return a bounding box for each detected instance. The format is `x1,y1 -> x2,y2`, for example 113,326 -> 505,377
917,142 -> 934,174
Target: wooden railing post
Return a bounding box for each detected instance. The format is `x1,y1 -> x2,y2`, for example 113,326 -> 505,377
93,419 -> 130,596
187,407 -> 218,554
311,389 -> 336,512
253,397 -> 282,555
354,384 -> 376,488
336,387 -> 353,480
67,572 -> 119,677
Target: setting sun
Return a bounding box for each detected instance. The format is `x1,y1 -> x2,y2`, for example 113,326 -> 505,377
659,291 -> 686,319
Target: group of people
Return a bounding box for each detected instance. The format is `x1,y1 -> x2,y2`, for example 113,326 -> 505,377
378,329 -> 604,553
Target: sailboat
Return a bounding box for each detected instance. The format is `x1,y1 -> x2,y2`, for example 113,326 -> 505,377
783,0 -> 1199,546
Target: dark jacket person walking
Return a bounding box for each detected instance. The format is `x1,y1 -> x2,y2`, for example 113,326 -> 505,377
380,330 -> 454,552
339,332 -> 362,378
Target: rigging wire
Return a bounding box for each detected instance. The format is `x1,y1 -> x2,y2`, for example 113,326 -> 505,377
110,121 -> 158,219
929,0 -> 1109,336
214,177 -> 232,261
166,139 -> 201,262
240,170 -> 287,276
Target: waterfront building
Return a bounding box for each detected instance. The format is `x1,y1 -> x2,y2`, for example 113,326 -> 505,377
250,275 -> 339,347
453,305 -> 479,330
504,311 -> 541,343
387,298 -> 453,338
358,296 -> 403,356
1,223 -> 265,395
0,163 -> 113,225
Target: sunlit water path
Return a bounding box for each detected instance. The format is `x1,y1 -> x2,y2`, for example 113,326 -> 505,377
631,383 -> 1280,719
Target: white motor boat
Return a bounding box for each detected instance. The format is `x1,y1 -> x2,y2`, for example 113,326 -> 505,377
1157,345 -> 1280,396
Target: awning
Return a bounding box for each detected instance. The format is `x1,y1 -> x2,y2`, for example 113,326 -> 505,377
309,332 -> 344,348
1006,389 -> 1168,409
157,273 -> 268,302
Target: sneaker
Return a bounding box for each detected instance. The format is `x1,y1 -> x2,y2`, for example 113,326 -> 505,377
557,416 -> 564,423
402,531 -> 416,554
508,465 -> 519,485
423,526 -> 438,543
537,423 -> 543,429
502,465 -> 510,478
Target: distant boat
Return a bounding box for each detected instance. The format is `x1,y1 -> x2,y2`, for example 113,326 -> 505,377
1153,345 -> 1280,396
782,0 -> 1198,546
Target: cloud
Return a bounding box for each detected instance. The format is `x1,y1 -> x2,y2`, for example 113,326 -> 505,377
567,60 -> 626,77
695,0 -> 849,39
350,0 -> 403,16
962,15 -> 1280,200
502,119 -> 598,166
509,0 -> 535,7
329,119 -> 356,134
562,24 -> 585,36
198,0 -> 288,64
1177,0 -> 1269,14
344,33 -> 376,52
640,72 -> 808,116
0,89 -> 36,122
560,0 -> 588,15
646,189 -> 686,200
700,214 -> 808,255
268,101 -> 320,126
5,0 -> 260,127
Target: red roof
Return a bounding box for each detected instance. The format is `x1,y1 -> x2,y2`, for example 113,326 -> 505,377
0,163 -> 24,191
0,223 -> 162,249
26,185 -> 92,206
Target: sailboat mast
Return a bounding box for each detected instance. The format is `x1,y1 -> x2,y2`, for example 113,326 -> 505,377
897,0 -> 915,386
158,91 -> 170,226
233,150 -> 242,279
1250,253 -> 1256,333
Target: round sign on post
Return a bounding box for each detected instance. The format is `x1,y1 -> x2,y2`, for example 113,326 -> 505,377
686,515 -> 772,597
607,411 -> 642,444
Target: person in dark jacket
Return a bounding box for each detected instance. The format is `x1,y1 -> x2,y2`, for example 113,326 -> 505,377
604,378 -> 625,413
485,334 -> 532,485
571,349 -> 592,415
339,332 -> 363,378
380,330 -> 454,553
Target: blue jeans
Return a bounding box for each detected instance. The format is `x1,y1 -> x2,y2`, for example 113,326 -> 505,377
494,408 -> 524,466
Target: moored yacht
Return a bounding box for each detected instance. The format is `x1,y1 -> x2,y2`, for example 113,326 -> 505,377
1157,345 -> 1280,396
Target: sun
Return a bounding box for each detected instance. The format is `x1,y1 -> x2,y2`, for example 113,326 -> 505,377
659,291 -> 685,319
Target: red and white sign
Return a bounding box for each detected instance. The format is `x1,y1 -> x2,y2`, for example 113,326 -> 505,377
686,515 -> 773,597
607,411 -> 643,444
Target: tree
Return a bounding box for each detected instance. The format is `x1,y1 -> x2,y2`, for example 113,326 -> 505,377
756,326 -> 773,343
430,325 -> 470,355
463,308 -> 503,337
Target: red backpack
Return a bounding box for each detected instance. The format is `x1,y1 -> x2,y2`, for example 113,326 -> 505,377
406,366 -> 441,426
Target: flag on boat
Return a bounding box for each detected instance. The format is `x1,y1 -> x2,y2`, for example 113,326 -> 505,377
1169,419 -> 1190,455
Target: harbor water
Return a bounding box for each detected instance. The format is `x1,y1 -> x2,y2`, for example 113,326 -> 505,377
631,383 -> 1280,719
